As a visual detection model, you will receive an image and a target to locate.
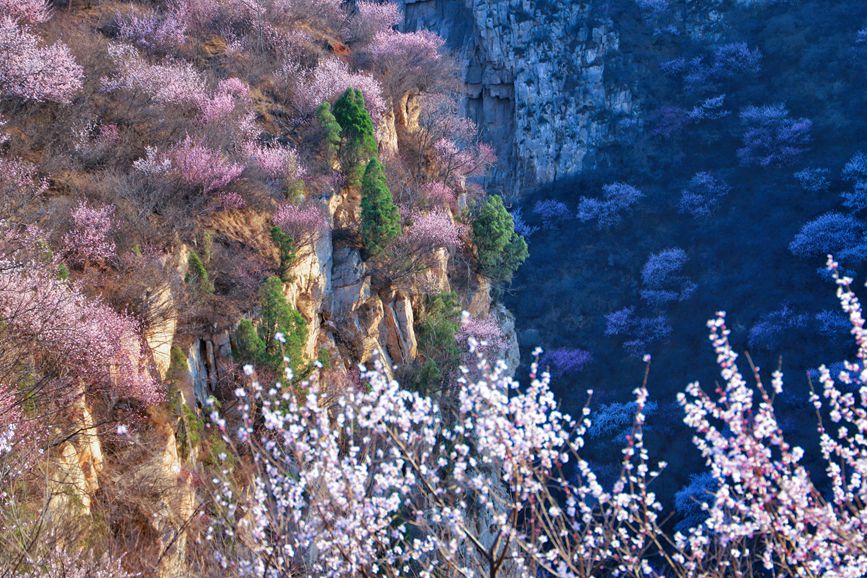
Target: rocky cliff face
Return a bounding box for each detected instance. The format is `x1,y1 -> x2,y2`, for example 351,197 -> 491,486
399,0 -> 636,196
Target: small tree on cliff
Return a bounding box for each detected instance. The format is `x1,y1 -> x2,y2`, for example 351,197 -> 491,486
332,88 -> 378,175
472,195 -> 528,282
234,276 -> 307,374
361,158 -> 401,256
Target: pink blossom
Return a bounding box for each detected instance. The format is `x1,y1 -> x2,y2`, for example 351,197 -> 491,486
63,200 -> 116,265
0,17 -> 83,103
273,203 -> 327,243
0,0 -> 51,24
421,181 -> 457,208
170,136 -> 243,193
352,1 -> 401,44
211,191 -> 247,212
294,58 -> 386,121
244,142 -> 304,180
404,209 -> 465,250
0,229 -> 161,403
458,314 -> 507,355
104,43 -> 206,107
115,9 -> 187,52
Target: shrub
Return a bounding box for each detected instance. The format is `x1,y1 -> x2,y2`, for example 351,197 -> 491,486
472,195 -> 528,283
103,44 -> 206,107
185,249 -> 214,294
413,292 -> 461,391
244,142 -> 304,180
542,347 -> 593,377
794,167 -> 831,193
532,199 -> 571,229
641,248 -> 688,288
364,29 -> 450,100
577,183 -> 644,229
0,0 -> 50,24
259,276 -> 307,373
404,209 -> 464,251
296,60 -> 386,121
272,203 -> 327,247
63,201 -> 116,266
270,226 -> 296,282
170,136 -> 243,193
360,158 -> 401,256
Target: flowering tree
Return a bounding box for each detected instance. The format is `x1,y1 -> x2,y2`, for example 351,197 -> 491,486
678,172 -> 731,218
103,44 -> 206,108
403,209 -> 465,251
62,201 -> 116,266
532,199 -> 572,229
115,8 -> 187,54
0,17 -> 83,103
245,142 -> 304,181
350,1 -> 402,45
0,0 -> 50,24
737,104 -> 812,167
0,225 -> 161,404
205,350 -> 666,577
0,156 -> 48,214
272,202 -> 328,249
577,183 -> 644,230
292,58 -> 386,121
364,29 -> 451,100
170,136 -> 243,193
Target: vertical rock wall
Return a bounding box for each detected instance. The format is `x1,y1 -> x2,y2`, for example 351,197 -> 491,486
400,0 -> 636,196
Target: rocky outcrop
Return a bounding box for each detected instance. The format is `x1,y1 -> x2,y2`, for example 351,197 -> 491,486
400,0 -> 636,195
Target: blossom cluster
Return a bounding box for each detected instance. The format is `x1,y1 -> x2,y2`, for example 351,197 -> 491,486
62,200 -> 116,265
170,136 -> 244,193
0,16 -> 83,103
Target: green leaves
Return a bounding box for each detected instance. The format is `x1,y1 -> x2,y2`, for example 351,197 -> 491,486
360,158 -> 401,256
472,195 -> 528,283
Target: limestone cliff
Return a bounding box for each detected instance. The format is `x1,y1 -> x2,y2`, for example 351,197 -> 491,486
399,0 -> 636,196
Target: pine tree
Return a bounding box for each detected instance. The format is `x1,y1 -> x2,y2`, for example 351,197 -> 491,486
332,88 -> 378,175
360,158 -> 401,256
472,195 -> 528,283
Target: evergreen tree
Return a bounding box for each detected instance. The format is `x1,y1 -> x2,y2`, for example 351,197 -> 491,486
185,250 -> 214,293
332,88 -> 378,174
270,226 -> 297,282
472,195 -> 528,283
317,101 -> 342,168
360,158 -> 401,256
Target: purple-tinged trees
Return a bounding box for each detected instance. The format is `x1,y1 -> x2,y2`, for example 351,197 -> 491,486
292,59 -> 386,121
685,42 -> 762,90
688,94 -> 730,121
244,142 -> 304,181
737,104 -> 812,167
350,1 -> 402,45
748,305 -> 810,351
0,156 -> 48,213
404,209 -> 465,251
640,248 -> 696,305
577,183 -> 644,230
0,17 -> 83,104
364,29 -> 451,100
542,347 -> 593,377
63,201 -> 116,266
841,152 -> 867,212
532,199 -> 571,229
679,171 -> 731,218
273,203 -> 328,247
115,9 -> 187,54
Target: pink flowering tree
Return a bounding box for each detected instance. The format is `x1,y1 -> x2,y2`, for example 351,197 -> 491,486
363,29 -> 451,100
0,156 -> 48,214
350,1 -> 402,45
0,0 -> 51,24
0,225 -> 161,404
0,17 -> 83,104
272,202 -> 328,247
62,200 -> 116,266
457,312 -> 508,361
103,43 -> 206,108
244,141 -> 304,181
114,8 -> 187,54
170,136 -> 243,193
374,208 -> 466,280
290,58 -> 386,122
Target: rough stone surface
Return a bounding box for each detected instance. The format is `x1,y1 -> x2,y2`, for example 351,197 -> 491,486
400,0 -> 636,196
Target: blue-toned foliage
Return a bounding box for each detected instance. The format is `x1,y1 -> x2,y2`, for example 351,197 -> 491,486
679,171 -> 732,217
589,399 -> 659,442
789,212 -> 863,258
577,183 -> 644,230
748,305 -> 810,351
532,199 -> 571,229
794,168 -> 831,193
674,473 -> 717,532
641,248 -> 688,288
737,104 -> 812,167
